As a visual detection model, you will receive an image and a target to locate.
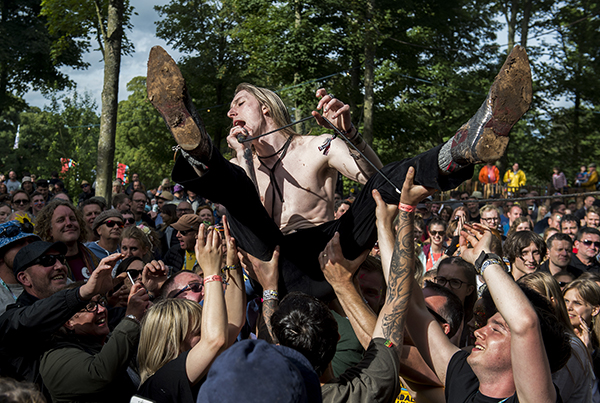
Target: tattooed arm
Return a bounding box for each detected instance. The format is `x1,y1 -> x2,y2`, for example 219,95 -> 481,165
239,246 -> 280,344
372,167 -> 435,357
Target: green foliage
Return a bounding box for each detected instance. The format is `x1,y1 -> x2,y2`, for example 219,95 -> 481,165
0,92 -> 100,197
0,0 -> 88,115
115,76 -> 176,189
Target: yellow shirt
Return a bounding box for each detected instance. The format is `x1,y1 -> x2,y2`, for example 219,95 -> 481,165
183,250 -> 197,272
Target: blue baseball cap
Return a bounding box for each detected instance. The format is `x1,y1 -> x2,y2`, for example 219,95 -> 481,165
0,220 -> 40,257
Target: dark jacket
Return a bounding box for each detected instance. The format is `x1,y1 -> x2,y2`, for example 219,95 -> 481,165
163,244 -> 185,273
40,318 -> 139,403
0,288 -> 86,386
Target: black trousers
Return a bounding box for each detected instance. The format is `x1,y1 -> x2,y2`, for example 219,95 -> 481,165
172,144 -> 473,300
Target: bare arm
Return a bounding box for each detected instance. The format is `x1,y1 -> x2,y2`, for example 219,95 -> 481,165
373,188 -> 399,282
186,225 -> 227,384
227,130 -> 259,193
312,89 -> 383,184
461,223 -> 556,403
240,246 -> 280,344
319,234 -> 373,349
222,216 -> 246,346
372,167 -> 435,358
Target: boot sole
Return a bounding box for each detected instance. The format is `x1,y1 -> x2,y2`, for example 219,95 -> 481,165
472,45 -> 532,162
147,46 -> 203,151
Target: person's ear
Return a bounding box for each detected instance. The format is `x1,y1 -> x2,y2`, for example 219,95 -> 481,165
262,105 -> 270,116
467,284 -> 475,296
17,271 -> 32,288
592,305 -> 600,317
442,323 -> 451,336
64,317 -> 77,331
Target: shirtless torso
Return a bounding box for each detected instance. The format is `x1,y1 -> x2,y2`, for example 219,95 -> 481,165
227,88 -> 382,234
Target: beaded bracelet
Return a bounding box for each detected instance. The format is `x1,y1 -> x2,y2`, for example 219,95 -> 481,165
398,203 -> 416,213
204,275 -> 223,284
263,289 -> 279,301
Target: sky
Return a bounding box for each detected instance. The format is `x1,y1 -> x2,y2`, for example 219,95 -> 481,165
23,0 -> 183,110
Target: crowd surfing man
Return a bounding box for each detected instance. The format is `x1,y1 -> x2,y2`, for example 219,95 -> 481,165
147,45 -> 532,299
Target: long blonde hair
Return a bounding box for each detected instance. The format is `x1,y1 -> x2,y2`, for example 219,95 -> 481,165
518,272 -> 573,333
563,279 -> 600,348
138,299 -> 203,384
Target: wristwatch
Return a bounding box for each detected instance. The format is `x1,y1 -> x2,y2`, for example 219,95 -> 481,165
474,251 -> 504,275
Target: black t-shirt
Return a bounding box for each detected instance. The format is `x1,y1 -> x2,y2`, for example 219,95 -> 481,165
137,350 -> 202,403
445,350 -> 562,403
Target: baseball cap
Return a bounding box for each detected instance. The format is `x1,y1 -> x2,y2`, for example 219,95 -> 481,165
13,241 -> 67,276
0,220 -> 41,257
197,339 -> 322,403
173,184 -> 184,193
171,214 -> 201,232
21,176 -> 32,183
470,191 -> 483,199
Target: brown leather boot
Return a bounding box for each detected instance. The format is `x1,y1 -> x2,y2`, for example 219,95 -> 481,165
147,46 -> 213,163
440,45 -> 532,172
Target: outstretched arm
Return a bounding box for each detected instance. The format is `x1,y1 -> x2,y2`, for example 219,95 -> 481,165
187,224 -> 227,384
461,223 -> 555,403
319,234 -> 373,349
312,89 -> 383,183
222,216 -> 246,346
372,167 -> 434,356
240,246 -> 280,344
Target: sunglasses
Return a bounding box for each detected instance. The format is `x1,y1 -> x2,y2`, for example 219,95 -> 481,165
0,222 -> 34,238
83,296 -> 108,313
103,220 -> 124,228
429,230 -> 445,236
171,282 -> 203,298
13,199 -> 29,205
582,240 -> 600,248
178,229 -> 195,236
32,254 -> 66,268
124,217 -> 135,224
126,269 -> 142,278
434,276 -> 467,290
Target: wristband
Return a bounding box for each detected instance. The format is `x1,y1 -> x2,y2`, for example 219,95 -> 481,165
398,203 -> 416,213
263,289 -> 279,301
204,275 -> 223,284
124,314 -> 140,325
474,251 -> 505,275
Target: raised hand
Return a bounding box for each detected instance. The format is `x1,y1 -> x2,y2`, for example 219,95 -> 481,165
400,167 -> 436,207
142,260 -> 169,297
126,282 -> 150,321
195,224 -> 223,277
459,223 -> 493,264
239,247 -> 279,290
319,232 -> 369,288
80,253 -> 124,300
312,88 -> 353,134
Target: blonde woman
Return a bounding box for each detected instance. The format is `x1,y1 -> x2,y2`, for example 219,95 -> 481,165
137,223 -> 244,403
519,272 -> 597,402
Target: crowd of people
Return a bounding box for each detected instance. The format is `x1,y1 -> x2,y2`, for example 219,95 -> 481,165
0,44 -> 594,403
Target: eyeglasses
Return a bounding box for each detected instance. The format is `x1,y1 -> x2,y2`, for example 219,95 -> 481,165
177,209 -> 193,214
171,282 -> 203,298
103,220 -> 124,228
13,199 -> 29,205
124,217 -> 135,224
434,276 -> 468,290
81,184 -> 89,189
0,221 -> 35,237
178,229 -> 195,236
582,240 -> 600,248
429,231 -> 445,236
31,254 -> 66,268
83,296 -> 108,313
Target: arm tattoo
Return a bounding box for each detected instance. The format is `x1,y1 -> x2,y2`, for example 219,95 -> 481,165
381,209 -> 414,350
258,299 -> 279,344
242,148 -> 260,194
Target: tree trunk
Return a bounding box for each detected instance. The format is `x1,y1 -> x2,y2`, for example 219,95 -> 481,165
520,0 -> 532,47
505,0 -> 519,52
96,0 -> 123,206
363,0 -> 376,146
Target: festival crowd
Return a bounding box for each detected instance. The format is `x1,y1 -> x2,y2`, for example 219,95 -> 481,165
0,45 -> 596,403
